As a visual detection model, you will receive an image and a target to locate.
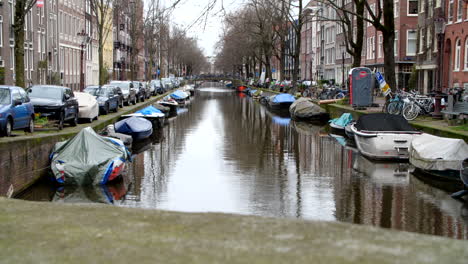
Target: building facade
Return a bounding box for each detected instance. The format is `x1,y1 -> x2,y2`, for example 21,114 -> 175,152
442,0 -> 468,92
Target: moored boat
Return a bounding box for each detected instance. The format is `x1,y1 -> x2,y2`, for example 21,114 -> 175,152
158,96 -> 179,114
350,113 -> 422,160
409,133 -> 468,181
170,90 -> 189,105
289,97 -> 329,122
267,93 -> 296,110
329,113 -> 353,135
115,116 -> 153,140
121,106 -> 165,128
50,127 -> 131,186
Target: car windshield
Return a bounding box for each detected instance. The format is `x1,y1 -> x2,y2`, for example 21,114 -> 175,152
0,89 -> 11,105
86,86 -> 110,96
110,82 -> 129,91
28,86 -> 62,99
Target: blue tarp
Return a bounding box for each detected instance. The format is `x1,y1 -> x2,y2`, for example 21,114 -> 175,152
170,90 -> 188,100
135,106 -> 163,115
329,113 -> 353,127
272,93 -> 295,103
115,117 -> 152,135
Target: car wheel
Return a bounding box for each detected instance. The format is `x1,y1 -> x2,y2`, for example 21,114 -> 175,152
132,97 -> 137,105
3,119 -> 12,137
119,99 -> 124,108
58,112 -> 64,130
114,103 -> 119,112
24,117 -> 34,133
103,103 -> 109,115
70,113 -> 78,127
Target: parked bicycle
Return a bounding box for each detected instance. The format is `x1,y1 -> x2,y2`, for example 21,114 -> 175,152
401,94 -> 434,121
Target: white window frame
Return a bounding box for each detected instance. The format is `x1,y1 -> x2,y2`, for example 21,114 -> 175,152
395,30 -> 399,56
457,0 -> 463,22
454,38 -> 461,71
408,0 -> 418,16
419,28 -> 424,54
407,30 -> 417,56
0,16 -> 3,48
448,0 -> 454,23
464,38 -> 468,70
378,35 -> 383,58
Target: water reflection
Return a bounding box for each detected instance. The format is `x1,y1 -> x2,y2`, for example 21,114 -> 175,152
16,83 -> 468,240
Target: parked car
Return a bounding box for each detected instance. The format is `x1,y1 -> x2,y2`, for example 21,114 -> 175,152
109,81 -> 137,106
74,92 -> 99,123
140,82 -> 151,98
132,81 -> 146,102
161,78 -> 173,90
84,85 -> 120,115
28,85 -> 79,130
150,80 -> 166,95
0,86 -> 35,136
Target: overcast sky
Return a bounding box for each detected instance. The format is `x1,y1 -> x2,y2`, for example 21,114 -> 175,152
145,0 -> 245,57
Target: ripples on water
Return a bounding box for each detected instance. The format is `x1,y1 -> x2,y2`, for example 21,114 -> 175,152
18,83 -> 468,240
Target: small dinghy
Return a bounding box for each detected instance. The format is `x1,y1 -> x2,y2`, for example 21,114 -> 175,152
329,113 -> 353,135
158,96 -> 179,114
50,127 -> 131,186
289,97 -> 329,122
115,116 -> 153,140
350,113 -> 422,160
122,106 -> 165,128
170,90 -> 189,105
268,93 -> 296,110
409,133 -> 468,181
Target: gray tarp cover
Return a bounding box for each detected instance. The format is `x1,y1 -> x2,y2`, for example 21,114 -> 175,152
51,127 -> 129,185
289,97 -> 326,118
410,133 -> 468,171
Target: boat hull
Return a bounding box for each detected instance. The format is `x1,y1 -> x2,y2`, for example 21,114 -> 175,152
351,124 -> 421,160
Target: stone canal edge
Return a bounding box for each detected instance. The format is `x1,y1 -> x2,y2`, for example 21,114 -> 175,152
0,198 -> 467,263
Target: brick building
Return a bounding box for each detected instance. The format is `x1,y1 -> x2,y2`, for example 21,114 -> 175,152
442,0 -> 468,92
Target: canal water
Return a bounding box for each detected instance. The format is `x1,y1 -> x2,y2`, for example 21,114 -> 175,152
18,83 -> 468,240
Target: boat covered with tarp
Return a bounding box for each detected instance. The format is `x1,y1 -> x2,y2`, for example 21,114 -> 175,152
289,97 -> 329,122
50,127 -> 131,186
409,133 -> 468,181
268,93 -> 296,110
170,90 -> 189,104
122,106 -> 165,128
115,116 -> 153,140
350,113 -> 422,160
329,113 -> 353,130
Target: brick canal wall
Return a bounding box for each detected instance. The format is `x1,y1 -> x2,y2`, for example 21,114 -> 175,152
0,92 -> 172,197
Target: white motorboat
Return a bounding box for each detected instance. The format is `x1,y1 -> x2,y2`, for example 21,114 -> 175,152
350,113 -> 422,160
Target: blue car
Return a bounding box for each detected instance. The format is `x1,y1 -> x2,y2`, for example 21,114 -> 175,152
0,86 -> 35,137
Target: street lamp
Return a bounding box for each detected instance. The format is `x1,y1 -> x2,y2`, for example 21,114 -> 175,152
432,17 -> 446,119
77,29 -> 90,92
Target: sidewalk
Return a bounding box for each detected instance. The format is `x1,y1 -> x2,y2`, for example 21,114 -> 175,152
1,198 -> 467,264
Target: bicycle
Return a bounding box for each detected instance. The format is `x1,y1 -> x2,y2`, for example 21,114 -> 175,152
401,95 -> 434,121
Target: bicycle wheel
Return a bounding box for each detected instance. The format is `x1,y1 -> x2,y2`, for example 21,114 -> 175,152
402,103 -> 420,121
387,102 -> 401,115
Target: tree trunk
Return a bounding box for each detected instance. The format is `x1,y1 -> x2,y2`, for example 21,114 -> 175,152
14,1 -> 27,89
352,0 -> 365,68
382,0 -> 396,91
279,40 -> 285,81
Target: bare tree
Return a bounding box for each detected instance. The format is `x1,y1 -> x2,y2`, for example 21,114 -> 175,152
90,0 -> 113,85
13,0 -> 37,88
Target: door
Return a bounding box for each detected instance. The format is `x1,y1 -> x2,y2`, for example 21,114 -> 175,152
11,88 -> 28,128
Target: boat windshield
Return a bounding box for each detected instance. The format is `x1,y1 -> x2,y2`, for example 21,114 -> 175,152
28,86 -> 62,100
0,89 -> 11,105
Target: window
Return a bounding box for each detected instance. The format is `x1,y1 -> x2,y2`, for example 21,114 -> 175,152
454,38 -> 461,71
419,28 -> 424,53
448,0 -> 454,22
408,0 -> 418,15
371,36 -> 375,59
426,27 -> 431,49
436,0 -> 441,8
407,30 -> 417,56
465,38 -> 468,70
378,35 -> 383,58
394,0 -> 399,17
0,16 -> 3,47
457,0 -> 462,21
395,30 -> 399,56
